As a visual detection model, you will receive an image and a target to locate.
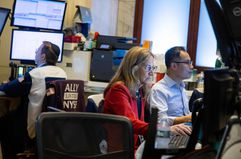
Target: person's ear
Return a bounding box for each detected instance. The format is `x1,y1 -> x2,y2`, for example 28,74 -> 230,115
170,62 -> 177,70
41,53 -> 46,61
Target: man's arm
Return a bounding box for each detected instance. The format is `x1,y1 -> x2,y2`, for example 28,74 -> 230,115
0,73 -> 32,97
149,87 -> 176,125
173,115 -> 192,125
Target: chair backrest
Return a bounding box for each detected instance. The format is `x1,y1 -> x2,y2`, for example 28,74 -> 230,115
36,112 -> 134,159
189,89 -> 203,112
45,80 -> 85,112
141,108 -> 161,159
85,94 -> 103,112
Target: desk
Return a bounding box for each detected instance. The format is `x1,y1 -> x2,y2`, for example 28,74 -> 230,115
83,80 -> 107,101
0,92 -> 20,118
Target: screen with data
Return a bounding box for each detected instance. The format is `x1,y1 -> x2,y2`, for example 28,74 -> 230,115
10,29 -> 64,63
11,0 -> 66,30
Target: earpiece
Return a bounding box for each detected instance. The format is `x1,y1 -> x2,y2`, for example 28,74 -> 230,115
132,65 -> 139,76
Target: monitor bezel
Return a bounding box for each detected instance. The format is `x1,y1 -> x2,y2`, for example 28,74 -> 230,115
11,0 -> 67,31
10,29 -> 64,64
0,7 -> 10,36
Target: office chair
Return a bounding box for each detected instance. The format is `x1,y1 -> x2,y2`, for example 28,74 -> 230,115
36,112 -> 134,159
188,89 -> 203,112
85,93 -> 103,112
44,80 -> 85,112
141,108 -> 162,159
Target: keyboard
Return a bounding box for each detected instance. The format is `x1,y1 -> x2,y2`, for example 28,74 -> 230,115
169,135 -> 190,148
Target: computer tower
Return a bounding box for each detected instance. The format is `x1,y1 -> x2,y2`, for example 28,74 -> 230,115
90,49 -> 115,82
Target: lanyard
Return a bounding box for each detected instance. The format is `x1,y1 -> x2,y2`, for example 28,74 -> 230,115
136,90 -> 142,119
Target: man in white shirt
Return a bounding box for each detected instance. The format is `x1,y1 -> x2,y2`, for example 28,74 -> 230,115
0,41 -> 67,158
150,46 -> 193,134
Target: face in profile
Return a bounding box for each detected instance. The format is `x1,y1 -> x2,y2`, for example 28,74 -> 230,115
174,51 -> 193,80
138,56 -> 154,85
35,44 -> 45,66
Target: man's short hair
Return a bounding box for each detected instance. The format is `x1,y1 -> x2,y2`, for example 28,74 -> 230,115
41,41 -> 60,65
165,46 -> 186,68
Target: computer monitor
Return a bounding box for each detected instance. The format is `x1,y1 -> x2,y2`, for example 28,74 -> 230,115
202,69 -> 238,145
202,0 -> 241,146
195,0 -> 218,68
205,0 -> 241,69
0,7 -> 10,36
90,49 -> 115,82
11,0 -> 67,31
10,29 -> 64,64
89,49 -> 128,82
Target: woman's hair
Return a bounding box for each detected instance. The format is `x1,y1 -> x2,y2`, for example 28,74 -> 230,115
41,41 -> 60,65
104,46 -> 154,97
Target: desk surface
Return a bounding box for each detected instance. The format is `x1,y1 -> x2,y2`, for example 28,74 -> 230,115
84,81 -> 107,94
84,81 -> 108,88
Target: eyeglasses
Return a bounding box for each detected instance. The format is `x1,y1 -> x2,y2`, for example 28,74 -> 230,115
172,60 -> 193,65
145,64 -> 157,72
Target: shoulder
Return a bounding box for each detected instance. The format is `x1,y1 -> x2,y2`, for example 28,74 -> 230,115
151,80 -> 166,91
29,65 -> 67,78
108,82 -> 130,94
32,65 -> 64,72
50,66 -> 67,76
111,81 -> 127,89
152,75 -> 176,90
150,79 -> 173,98
105,81 -> 131,97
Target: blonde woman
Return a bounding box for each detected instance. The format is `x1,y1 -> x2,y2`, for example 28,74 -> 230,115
103,46 -> 154,151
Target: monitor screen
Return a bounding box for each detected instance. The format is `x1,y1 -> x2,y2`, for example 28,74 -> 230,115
202,0 -> 241,147
203,69 -> 237,145
10,29 -> 64,63
90,49 -> 115,82
90,49 -> 128,82
11,0 -> 67,31
0,7 -> 10,36
205,0 -> 241,69
195,0 -> 218,68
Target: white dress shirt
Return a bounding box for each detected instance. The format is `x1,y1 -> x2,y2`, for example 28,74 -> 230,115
150,74 -> 190,125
